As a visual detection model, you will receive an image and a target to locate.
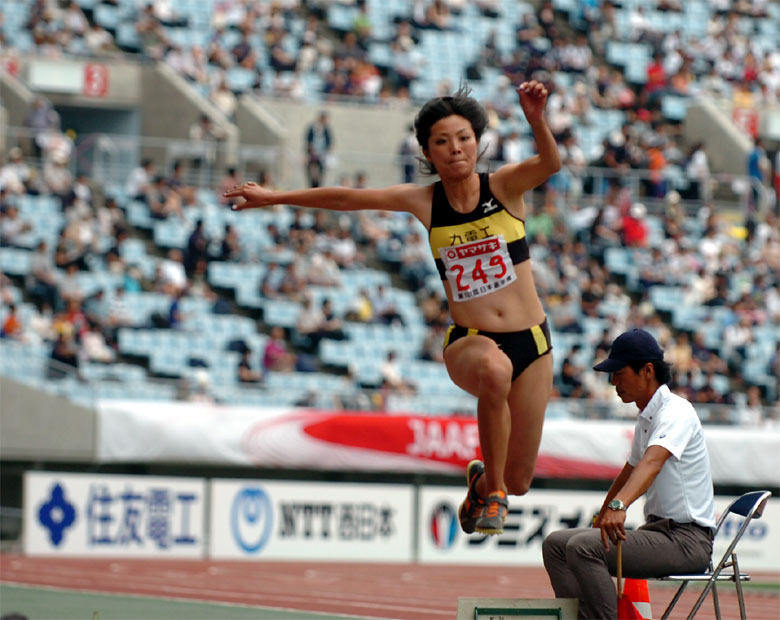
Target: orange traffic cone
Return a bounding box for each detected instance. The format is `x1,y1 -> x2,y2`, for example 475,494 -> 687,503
616,542 -> 653,620
621,578 -> 652,620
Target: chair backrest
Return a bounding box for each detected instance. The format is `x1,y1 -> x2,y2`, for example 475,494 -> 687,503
711,490 -> 772,570
728,490 -> 771,519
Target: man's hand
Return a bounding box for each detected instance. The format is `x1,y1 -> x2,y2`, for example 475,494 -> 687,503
599,507 -> 627,551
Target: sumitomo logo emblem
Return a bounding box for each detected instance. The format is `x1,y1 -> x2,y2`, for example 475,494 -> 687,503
38,482 -> 77,546
231,487 -> 273,553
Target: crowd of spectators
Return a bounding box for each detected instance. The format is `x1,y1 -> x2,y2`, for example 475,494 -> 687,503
1,0 -> 779,425
4,136 -> 776,422
7,1 -> 779,198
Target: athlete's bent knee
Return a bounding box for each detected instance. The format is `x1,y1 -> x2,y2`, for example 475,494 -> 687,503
474,352 -> 512,394
504,471 -> 533,496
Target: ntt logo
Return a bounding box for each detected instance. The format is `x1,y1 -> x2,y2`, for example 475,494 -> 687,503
231,487 -> 273,553
429,502 -> 458,549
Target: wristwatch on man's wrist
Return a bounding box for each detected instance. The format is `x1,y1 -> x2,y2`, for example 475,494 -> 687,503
607,499 -> 626,511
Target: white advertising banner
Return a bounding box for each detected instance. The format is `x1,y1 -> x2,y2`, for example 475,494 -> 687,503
23,471 -> 206,558
209,480 -> 414,562
95,401 -> 780,487
419,488 -> 638,566
419,488 -> 780,571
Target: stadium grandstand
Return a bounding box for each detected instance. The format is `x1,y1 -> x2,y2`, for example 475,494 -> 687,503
1,0 -> 780,615
1,0 -> 780,594
2,0 -> 778,421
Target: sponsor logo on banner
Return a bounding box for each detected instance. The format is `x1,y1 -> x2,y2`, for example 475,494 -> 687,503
239,413 -> 624,478
279,501 -> 396,540
430,502 -> 458,549
421,490 -> 780,570
419,488 -> 638,565
231,487 -> 273,552
241,412 -> 481,469
210,480 -> 414,561
38,483 -> 77,546
24,472 -> 206,557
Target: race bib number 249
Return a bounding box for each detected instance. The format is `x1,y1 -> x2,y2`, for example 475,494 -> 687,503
439,235 -> 514,302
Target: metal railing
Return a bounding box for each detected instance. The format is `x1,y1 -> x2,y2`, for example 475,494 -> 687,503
0,340 -> 774,426
5,124 -> 774,218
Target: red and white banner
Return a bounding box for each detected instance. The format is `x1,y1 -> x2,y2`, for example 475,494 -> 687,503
96,402 -> 779,486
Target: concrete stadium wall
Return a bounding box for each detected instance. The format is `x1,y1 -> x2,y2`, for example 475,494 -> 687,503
140,63 -> 239,168
2,57 -> 239,170
234,94 -> 287,181
257,97 -> 419,189
0,377 -> 95,461
0,104 -> 7,155
684,99 -> 752,175
0,67 -> 36,140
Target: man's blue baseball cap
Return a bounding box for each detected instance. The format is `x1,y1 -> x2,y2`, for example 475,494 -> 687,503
593,329 -> 664,372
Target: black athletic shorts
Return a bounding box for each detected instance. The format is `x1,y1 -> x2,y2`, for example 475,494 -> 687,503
443,317 -> 553,381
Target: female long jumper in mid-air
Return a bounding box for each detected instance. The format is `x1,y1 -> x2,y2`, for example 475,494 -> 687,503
225,79 -> 560,535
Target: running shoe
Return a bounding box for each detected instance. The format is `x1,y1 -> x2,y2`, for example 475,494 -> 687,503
475,490 -> 509,535
458,459 -> 485,534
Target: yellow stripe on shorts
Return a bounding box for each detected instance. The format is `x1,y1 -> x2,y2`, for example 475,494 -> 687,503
531,324 -> 549,355
443,324 -> 455,348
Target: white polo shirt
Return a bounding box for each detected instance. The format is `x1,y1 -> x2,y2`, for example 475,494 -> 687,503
628,384 -> 716,530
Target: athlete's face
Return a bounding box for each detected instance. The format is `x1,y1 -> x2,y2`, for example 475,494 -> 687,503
423,115 -> 478,178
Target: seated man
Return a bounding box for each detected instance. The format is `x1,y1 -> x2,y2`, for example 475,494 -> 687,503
542,329 -> 716,619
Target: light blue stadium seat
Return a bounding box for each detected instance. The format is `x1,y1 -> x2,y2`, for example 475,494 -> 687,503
119,237 -> 148,264
149,344 -> 189,376
94,3 -> 120,29
125,200 -> 154,229
410,79 -> 438,103
118,328 -> 149,355
326,3 -> 357,31
661,95 -> 688,121
649,285 -> 685,312
262,299 -> 301,329
604,247 -> 633,275
153,219 -> 189,248
0,248 -> 32,276
552,0 -> 577,12
672,305 -> 708,330
116,21 -> 141,49
0,340 -> 48,381
226,66 -> 256,93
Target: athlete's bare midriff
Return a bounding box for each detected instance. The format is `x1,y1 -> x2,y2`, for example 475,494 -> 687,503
444,260 -> 545,332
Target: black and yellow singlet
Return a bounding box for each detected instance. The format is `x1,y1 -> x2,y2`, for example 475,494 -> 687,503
429,172 -> 530,302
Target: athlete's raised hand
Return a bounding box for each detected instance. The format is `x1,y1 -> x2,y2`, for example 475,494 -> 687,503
517,80 -> 549,125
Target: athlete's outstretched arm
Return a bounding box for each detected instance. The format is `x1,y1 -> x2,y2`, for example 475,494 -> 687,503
224,182 -> 428,219
492,80 -> 561,198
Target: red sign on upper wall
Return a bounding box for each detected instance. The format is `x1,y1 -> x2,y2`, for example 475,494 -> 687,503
0,57 -> 19,77
83,63 -> 109,97
732,106 -> 759,138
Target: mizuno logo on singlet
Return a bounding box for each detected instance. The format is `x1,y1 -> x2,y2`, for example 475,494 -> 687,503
481,198 -> 500,213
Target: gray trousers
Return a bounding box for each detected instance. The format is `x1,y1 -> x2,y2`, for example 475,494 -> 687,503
542,518 -> 713,619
